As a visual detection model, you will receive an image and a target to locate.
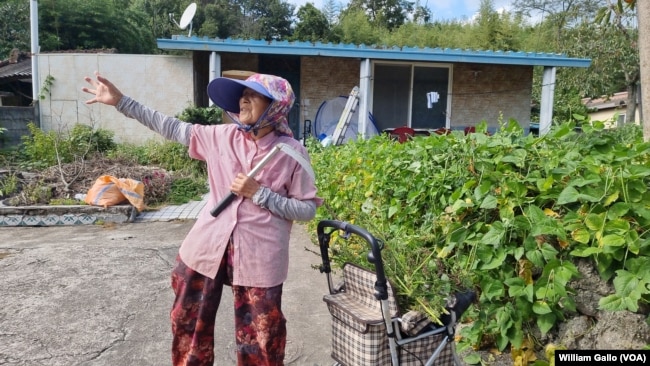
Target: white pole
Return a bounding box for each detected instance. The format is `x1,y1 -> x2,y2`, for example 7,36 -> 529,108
30,0 -> 40,121
539,66 -> 556,136
209,52 -> 220,107
358,58 -> 371,139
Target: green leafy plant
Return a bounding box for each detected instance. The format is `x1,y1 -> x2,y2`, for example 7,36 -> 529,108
168,177 -> 208,205
20,122 -> 59,168
176,106 -> 223,126
307,121 -> 650,360
0,171 -> 19,198
6,179 -> 52,205
38,74 -> 55,100
68,124 -> 116,156
20,123 -> 116,169
139,140 -> 206,177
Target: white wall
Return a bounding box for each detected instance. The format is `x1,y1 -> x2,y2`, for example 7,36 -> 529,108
589,108 -> 641,129
37,53 -> 193,144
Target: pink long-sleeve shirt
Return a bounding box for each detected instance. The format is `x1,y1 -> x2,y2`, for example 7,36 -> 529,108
181,124 -> 321,286
116,96 -> 322,287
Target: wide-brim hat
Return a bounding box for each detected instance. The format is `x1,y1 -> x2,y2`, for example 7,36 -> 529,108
207,73 -> 294,114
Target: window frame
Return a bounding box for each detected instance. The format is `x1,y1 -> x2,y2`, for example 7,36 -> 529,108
370,61 -> 453,132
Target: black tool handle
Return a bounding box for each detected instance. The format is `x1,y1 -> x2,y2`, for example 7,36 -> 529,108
210,192 -> 237,217
209,145 -> 283,218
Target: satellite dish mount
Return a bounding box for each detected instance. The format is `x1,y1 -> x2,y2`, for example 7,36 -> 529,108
169,3 -> 197,37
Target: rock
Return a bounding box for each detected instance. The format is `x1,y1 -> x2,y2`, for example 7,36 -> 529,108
571,259 -> 614,317
551,258 -> 650,350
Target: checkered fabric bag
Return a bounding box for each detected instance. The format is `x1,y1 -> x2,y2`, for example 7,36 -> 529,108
323,263 -> 457,366
398,310 -> 455,365
324,263 -> 399,365
398,332 -> 455,366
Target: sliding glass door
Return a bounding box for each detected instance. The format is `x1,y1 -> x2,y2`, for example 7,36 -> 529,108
372,63 -> 450,132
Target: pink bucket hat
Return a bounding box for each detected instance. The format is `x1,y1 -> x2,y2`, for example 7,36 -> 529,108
207,73 -> 295,137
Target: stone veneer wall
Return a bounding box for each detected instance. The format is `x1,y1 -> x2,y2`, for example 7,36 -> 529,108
0,106 -> 36,149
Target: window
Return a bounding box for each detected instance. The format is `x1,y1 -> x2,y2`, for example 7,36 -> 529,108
372,63 -> 450,132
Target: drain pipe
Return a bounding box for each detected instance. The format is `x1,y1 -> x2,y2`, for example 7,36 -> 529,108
30,0 -> 40,126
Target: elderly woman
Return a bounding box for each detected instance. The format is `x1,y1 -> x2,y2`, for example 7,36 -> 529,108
83,72 -> 322,366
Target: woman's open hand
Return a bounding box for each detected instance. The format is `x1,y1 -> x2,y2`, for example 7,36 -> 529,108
82,71 -> 123,106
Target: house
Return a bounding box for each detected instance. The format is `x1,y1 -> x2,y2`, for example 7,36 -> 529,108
0,49 -> 36,148
582,91 -> 640,128
27,37 -> 590,146
0,49 -> 33,107
155,37 -> 591,138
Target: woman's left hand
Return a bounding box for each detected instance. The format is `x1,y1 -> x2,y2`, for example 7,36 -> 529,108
230,173 -> 261,199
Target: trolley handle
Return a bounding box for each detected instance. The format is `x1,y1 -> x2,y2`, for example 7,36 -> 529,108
317,220 -> 390,301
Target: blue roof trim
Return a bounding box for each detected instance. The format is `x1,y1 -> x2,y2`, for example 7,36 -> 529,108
157,36 -> 591,68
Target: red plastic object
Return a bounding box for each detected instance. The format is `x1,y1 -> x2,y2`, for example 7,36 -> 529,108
390,126 -> 416,143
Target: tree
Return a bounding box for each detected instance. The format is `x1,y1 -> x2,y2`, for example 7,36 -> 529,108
412,0 -> 431,24
473,0 -> 522,51
322,0 -> 341,26
293,3 -> 330,42
0,0 -> 30,58
331,8 -> 382,45
129,0 -> 188,42
512,0 -> 602,46
234,0 -> 294,40
200,0 -> 243,39
596,0 -> 645,130
346,0 -> 414,30
39,0 -> 155,53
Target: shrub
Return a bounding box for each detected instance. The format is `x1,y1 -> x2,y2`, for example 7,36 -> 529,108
176,106 -> 223,125
68,124 -> 116,155
307,121 -> 650,356
20,123 -> 116,169
0,171 -> 19,198
142,140 -> 206,177
168,177 -> 208,205
20,123 -> 59,169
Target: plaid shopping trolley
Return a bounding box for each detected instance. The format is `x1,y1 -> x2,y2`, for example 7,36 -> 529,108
317,220 -> 475,366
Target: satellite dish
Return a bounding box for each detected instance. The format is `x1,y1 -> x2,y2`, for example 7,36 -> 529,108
179,3 -> 197,30
169,3 -> 197,37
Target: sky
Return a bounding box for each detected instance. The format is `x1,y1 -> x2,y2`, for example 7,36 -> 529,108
287,0 -> 515,22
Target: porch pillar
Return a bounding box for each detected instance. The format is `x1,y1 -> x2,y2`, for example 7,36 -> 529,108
209,52 -> 221,106
359,58 -> 372,139
539,66 -> 556,136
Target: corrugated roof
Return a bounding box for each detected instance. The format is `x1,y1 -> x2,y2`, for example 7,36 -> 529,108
0,58 -> 32,82
157,36 -> 591,68
582,91 -> 628,110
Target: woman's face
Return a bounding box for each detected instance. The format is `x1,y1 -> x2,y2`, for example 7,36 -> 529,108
239,88 -> 271,125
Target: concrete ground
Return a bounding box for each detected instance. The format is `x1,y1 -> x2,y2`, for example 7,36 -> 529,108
0,220 -> 334,366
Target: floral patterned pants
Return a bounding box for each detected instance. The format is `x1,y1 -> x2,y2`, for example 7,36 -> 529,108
170,242 -> 286,366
